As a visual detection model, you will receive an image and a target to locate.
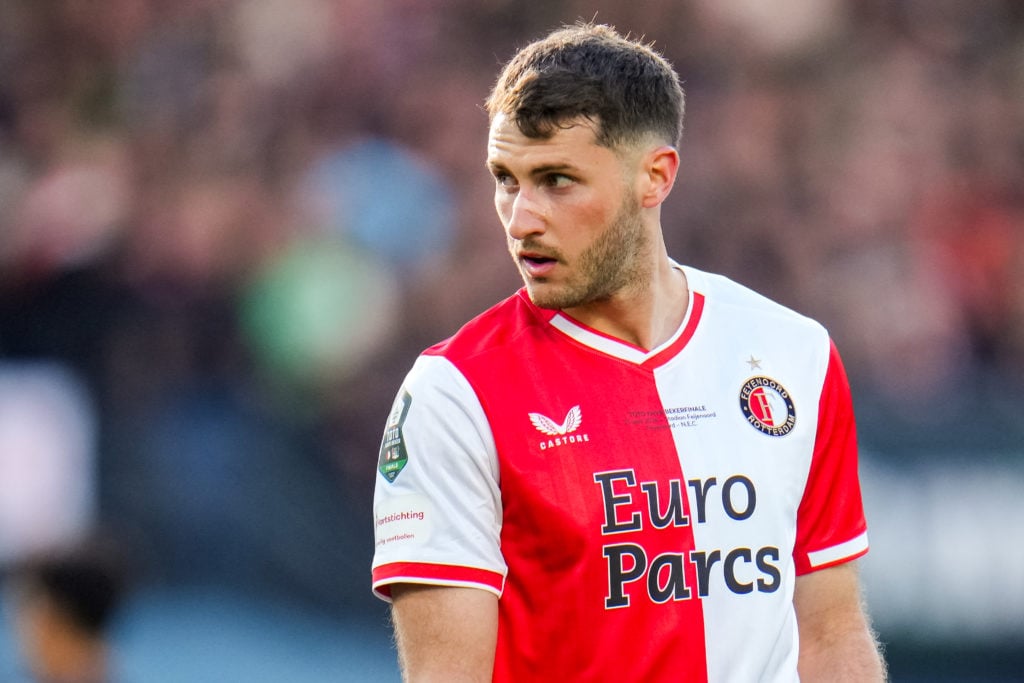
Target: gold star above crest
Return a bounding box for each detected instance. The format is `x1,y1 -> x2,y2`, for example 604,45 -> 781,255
746,355 -> 762,371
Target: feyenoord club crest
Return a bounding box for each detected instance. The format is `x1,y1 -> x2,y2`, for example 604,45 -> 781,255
739,376 -> 796,437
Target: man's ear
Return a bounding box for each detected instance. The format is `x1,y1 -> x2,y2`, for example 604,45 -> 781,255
639,145 -> 680,209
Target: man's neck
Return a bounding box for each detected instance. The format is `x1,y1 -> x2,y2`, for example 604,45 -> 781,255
562,259 -> 688,351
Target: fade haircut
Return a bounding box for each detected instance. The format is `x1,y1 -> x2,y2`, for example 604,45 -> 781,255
486,22 -> 685,149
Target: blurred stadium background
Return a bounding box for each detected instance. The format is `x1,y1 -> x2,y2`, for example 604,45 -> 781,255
0,1 -> 1021,680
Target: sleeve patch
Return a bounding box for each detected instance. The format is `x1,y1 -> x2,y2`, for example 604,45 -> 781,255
374,493 -> 436,551
378,389 -> 412,482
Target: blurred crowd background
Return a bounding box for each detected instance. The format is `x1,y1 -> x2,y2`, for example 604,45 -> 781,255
0,0 -> 1021,680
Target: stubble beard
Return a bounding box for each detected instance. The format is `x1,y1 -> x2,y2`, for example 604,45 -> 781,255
515,192 -> 650,310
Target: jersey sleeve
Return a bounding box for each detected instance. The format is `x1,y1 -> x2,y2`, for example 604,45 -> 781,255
793,339 -> 869,575
371,354 -> 506,601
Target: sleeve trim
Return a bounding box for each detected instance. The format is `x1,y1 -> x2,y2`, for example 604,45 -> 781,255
806,531 -> 869,570
372,561 -> 506,602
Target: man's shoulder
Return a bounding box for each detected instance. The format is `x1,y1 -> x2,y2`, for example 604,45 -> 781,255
424,288 -> 549,363
686,265 -> 827,335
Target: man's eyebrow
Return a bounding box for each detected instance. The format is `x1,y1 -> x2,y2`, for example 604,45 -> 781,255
528,163 -> 576,176
485,160 -> 577,176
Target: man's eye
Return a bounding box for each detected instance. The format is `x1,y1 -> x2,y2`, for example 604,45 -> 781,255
545,173 -> 574,188
495,173 -> 517,189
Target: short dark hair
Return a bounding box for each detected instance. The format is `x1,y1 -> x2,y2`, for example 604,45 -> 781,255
486,22 -> 685,149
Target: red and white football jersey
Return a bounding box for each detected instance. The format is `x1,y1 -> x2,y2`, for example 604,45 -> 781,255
372,265 -> 868,682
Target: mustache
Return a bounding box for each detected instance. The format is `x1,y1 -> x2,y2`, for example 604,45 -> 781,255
510,238 -> 564,261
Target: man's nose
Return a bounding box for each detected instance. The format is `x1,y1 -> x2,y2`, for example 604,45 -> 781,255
504,190 -> 546,240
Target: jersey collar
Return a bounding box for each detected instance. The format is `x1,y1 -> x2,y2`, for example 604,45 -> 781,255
542,263 -> 705,367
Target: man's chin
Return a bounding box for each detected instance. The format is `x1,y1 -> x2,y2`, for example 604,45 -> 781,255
524,283 -> 579,310
529,297 -> 562,310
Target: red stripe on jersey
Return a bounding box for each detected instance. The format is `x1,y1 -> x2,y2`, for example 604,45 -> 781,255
794,338 -> 868,575
542,292 -> 705,367
372,561 -> 505,599
645,291 -> 705,369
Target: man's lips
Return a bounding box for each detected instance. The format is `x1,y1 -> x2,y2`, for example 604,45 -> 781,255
518,251 -> 559,277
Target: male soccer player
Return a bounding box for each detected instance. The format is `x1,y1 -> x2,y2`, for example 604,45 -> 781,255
371,22 -> 885,682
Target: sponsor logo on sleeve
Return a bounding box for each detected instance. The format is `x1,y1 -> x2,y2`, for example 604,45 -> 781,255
374,494 -> 434,548
378,390 -> 412,482
739,376 -> 796,437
